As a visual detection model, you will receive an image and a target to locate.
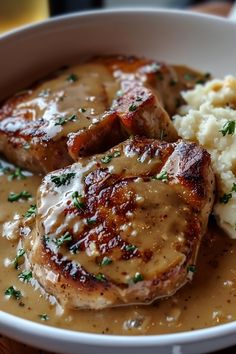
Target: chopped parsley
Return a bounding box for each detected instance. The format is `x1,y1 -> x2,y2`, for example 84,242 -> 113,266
55,232 -> 72,247
18,270 -> 32,283
101,257 -> 112,266
51,172 -> 76,187
100,150 -> 121,164
129,103 -> 137,112
66,73 -> 78,83
5,286 -> 22,300
86,217 -> 97,225
13,248 -> 25,269
132,272 -> 144,284
136,96 -> 143,102
79,107 -> 86,113
55,114 -> 77,126
39,314 -> 49,321
187,265 -> 197,273
219,120 -> 236,136
8,191 -> 32,202
8,167 -> 26,181
24,204 -> 37,218
219,193 -> 232,204
152,170 -> 168,181
72,191 -> 85,211
95,273 -> 106,282
124,244 -> 137,252
219,183 -> 236,204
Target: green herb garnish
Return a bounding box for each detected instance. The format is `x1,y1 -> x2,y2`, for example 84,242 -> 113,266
72,191 -> 85,211
232,183 -> 236,192
100,150 -> 121,164
67,73 -> 78,83
51,172 -> 75,187
13,248 -> 25,269
55,232 -> 72,247
24,204 -> 37,218
101,257 -> 112,266
18,270 -> 32,283
124,245 -> 137,252
8,191 -> 32,202
79,107 -> 86,113
8,167 -> 26,181
95,273 -> 106,282
55,114 -> 77,126
152,170 -> 168,181
101,155 -> 112,164
132,272 -> 144,284
5,286 -> 22,300
219,193 -> 232,204
187,265 -> 197,273
39,314 -> 49,321
219,120 -> 236,137
86,217 -> 97,225
129,103 -> 137,112
219,183 -> 236,203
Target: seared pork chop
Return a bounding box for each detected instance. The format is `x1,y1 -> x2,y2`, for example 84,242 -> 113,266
0,56 -> 205,173
28,137 -> 215,309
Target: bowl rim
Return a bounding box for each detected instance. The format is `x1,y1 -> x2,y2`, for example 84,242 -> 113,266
1,7 -> 236,348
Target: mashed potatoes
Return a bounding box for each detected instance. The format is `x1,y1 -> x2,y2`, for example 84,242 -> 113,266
173,76 -> 236,238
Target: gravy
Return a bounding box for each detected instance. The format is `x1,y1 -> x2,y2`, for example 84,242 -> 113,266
0,162 -> 236,335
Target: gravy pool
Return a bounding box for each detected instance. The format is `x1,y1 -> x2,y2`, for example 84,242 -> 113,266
0,162 -> 236,335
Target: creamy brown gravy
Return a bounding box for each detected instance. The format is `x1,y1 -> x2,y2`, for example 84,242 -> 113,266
0,162 -> 236,335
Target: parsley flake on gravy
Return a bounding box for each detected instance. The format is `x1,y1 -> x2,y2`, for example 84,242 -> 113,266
24,204 -> 37,218
66,73 -> 78,83
5,286 -> 22,300
100,150 -> 121,164
51,172 -> 76,187
132,272 -> 144,284
72,191 -> 85,211
152,170 -> 168,181
18,270 -> 33,283
55,232 -> 72,247
13,248 -> 25,269
101,257 -> 112,266
8,191 -> 32,202
55,114 -> 77,126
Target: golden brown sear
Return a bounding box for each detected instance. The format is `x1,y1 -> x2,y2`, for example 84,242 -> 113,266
0,56 -> 205,174
28,137 -> 215,309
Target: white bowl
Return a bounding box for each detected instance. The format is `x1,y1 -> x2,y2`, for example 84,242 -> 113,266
1,8 -> 236,354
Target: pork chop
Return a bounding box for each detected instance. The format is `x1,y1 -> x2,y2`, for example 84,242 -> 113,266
0,56 -> 206,173
27,137 -> 215,309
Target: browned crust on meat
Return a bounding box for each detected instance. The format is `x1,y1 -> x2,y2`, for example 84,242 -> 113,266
29,137 -> 215,309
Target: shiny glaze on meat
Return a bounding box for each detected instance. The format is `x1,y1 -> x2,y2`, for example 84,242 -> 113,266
28,137 -> 215,309
0,56 -> 208,173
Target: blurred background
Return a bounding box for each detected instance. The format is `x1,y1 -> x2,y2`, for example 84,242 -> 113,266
0,0 -> 233,34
